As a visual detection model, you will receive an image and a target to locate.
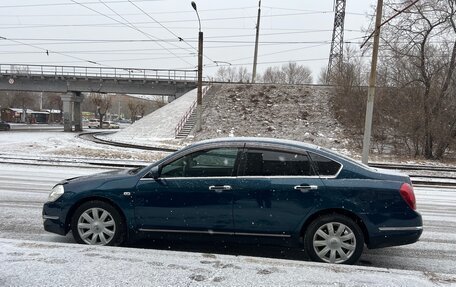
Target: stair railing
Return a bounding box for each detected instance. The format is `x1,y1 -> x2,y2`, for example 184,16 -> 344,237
174,86 -> 209,137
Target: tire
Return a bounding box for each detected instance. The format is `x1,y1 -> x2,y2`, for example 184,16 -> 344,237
303,214 -> 364,264
71,200 -> 126,246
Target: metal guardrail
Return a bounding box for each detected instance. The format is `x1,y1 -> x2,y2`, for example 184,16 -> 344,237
0,64 -> 198,82
175,86 -> 209,137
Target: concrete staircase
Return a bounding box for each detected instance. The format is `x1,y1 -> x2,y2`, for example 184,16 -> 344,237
175,110 -> 196,139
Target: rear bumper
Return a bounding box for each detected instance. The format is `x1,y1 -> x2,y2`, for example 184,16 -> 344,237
367,226 -> 423,249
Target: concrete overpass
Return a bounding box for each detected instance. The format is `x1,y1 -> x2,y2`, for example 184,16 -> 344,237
0,64 -> 197,131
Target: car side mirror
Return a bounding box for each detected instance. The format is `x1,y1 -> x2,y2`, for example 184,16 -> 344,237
149,166 -> 160,179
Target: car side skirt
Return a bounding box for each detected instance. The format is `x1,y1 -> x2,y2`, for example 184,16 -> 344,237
138,228 -> 292,238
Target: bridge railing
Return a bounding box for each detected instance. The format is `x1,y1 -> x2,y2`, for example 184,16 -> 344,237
0,64 -> 197,82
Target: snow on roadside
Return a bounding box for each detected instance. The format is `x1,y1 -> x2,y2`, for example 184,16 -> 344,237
0,131 -> 168,163
1,238 -> 454,287
104,88 -> 200,144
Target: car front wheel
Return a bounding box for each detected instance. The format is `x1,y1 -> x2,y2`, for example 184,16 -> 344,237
71,200 -> 125,246
304,214 -> 364,264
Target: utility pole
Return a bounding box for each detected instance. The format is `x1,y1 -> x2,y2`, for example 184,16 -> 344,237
192,1 -> 203,132
196,30 -> 203,131
251,0 -> 261,83
361,0 -> 383,164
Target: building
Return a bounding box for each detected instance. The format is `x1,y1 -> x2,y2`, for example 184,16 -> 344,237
0,108 -> 62,123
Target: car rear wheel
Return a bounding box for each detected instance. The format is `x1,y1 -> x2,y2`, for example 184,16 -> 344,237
304,214 -> 364,264
71,200 -> 125,246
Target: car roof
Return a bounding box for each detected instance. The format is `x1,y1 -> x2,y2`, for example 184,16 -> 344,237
189,137 -> 322,152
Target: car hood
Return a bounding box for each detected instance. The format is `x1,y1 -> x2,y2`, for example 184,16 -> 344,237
62,169 -> 134,184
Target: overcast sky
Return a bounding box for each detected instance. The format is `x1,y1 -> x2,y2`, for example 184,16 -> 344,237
0,0 -> 375,81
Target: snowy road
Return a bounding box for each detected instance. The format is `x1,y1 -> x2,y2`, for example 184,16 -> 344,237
1,163 -> 456,286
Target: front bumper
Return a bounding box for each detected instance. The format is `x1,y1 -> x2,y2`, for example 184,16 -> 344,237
42,202 -> 68,236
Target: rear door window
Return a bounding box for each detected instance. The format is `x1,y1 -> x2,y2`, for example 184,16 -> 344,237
241,148 -> 315,176
308,152 -> 342,176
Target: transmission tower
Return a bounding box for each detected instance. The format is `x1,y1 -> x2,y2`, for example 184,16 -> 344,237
326,0 -> 347,82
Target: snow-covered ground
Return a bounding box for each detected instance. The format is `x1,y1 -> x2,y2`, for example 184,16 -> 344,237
0,163 -> 455,286
1,237 -> 455,287
104,88 -> 200,144
0,131 -> 168,163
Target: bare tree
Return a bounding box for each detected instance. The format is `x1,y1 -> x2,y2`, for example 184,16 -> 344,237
237,67 -> 251,83
330,46 -> 368,144
91,93 -> 112,128
44,94 -> 63,123
317,67 -> 329,84
262,66 -> 286,83
377,0 -> 456,159
282,62 -> 313,84
137,102 -> 146,118
215,66 -> 237,82
13,92 -> 36,123
215,66 -> 251,83
0,91 -> 16,109
261,62 -> 313,84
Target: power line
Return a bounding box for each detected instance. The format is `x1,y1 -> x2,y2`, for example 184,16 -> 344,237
0,0 -> 160,9
0,35 -> 108,67
69,0 -> 194,66
126,0 -> 216,65
0,50 -> 194,55
6,52 -> 452,68
262,6 -> 368,16
0,44 -> 262,52
0,11 -> 342,30
0,28 -> 365,42
226,43 -> 331,63
0,39 -> 366,48
177,57 -> 331,69
0,22 -> 363,33
0,38 -> 364,45
0,6 -> 258,17
223,36 -> 364,64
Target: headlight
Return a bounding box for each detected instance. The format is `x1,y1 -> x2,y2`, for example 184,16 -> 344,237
48,185 -> 65,202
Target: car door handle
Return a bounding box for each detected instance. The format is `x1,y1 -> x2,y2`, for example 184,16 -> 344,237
294,185 -> 318,192
209,185 -> 232,191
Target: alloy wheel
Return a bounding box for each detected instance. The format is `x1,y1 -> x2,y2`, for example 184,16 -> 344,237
312,222 -> 357,263
77,207 -> 116,245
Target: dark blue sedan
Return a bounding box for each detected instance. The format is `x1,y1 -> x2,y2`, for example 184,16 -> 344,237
43,137 -> 422,264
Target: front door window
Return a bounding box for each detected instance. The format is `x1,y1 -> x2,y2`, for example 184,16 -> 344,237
161,148 -> 239,178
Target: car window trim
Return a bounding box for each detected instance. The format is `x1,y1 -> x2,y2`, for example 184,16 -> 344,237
237,175 -> 322,179
140,176 -> 239,181
239,144 -> 318,177
307,152 -> 344,179
141,142 -> 246,180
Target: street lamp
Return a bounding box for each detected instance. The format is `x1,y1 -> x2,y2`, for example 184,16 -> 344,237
214,60 -> 232,66
191,1 -> 203,132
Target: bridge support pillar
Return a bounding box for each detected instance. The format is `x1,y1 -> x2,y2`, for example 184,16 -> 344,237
62,95 -> 73,132
73,92 -> 83,132
61,92 -> 84,132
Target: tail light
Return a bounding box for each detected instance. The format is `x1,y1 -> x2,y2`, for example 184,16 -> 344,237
399,183 -> 416,210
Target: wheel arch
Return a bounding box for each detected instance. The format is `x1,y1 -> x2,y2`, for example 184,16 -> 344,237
300,208 -> 370,245
65,196 -> 127,235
